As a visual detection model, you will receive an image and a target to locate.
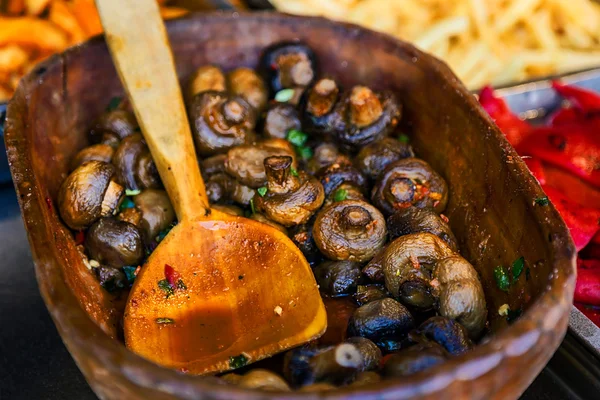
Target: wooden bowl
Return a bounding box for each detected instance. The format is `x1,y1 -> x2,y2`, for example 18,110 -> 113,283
5,12 -> 576,400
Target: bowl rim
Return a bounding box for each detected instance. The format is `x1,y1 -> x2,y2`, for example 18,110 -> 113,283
5,11 -> 576,399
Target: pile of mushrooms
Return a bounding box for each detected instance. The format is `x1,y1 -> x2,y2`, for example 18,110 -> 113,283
57,41 -> 491,391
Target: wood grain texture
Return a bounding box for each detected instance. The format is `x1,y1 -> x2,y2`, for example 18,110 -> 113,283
5,12 -> 576,400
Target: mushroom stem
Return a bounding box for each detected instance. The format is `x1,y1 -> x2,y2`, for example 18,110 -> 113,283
307,78 -> 339,117
349,86 -> 383,128
308,343 -> 363,382
387,177 -> 416,205
340,205 -> 373,232
264,155 -> 299,194
101,180 -> 124,217
222,99 -> 247,125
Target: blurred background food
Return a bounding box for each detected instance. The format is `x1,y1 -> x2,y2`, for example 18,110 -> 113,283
268,0 -> 600,89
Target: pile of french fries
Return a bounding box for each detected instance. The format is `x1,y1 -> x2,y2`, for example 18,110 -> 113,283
0,0 -> 188,102
270,0 -> 600,89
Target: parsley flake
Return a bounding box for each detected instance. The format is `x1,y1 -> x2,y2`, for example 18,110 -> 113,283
290,167 -> 299,177
398,133 -> 410,143
512,256 -> 525,283
158,279 -> 174,298
274,89 -> 295,102
286,129 -> 308,147
106,97 -> 122,111
229,354 -> 248,369
534,196 -> 549,206
494,266 -> 510,292
249,198 -> 256,215
125,189 -> 141,197
257,187 -> 268,197
333,188 -> 348,202
155,317 -> 175,325
296,146 -> 313,161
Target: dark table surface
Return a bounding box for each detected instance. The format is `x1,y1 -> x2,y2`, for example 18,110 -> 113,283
0,183 -> 581,399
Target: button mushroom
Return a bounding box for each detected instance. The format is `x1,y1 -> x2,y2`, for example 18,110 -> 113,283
263,103 -> 301,139
350,371 -> 382,387
135,150 -> 162,190
306,142 -> 349,175
85,218 -> 144,268
228,67 -> 268,112
410,316 -> 473,356
301,78 -> 342,134
89,109 -> 138,147
367,232 -> 455,311
201,154 -> 228,176
58,161 -> 124,230
205,173 -> 236,204
353,284 -> 389,307
316,161 -> 368,198
313,260 -> 363,297
186,65 -> 226,99
355,137 -> 415,180
95,265 -> 127,292
70,144 -> 114,171
345,337 -> 382,371
132,189 -> 176,242
259,41 -> 317,99
231,181 -> 256,206
372,158 -> 449,216
313,200 -> 386,263
387,206 -> 458,252
237,369 -> 291,392
112,133 -> 160,191
254,156 -> 325,226
347,298 -> 415,349
225,140 -> 296,188
188,91 -> 256,156
289,222 -> 322,267
433,256 -> 487,338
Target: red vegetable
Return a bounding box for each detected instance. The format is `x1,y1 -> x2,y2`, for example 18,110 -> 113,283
75,230 -> 85,245
164,264 -> 180,288
575,266 -> 600,306
552,81 -> 600,114
547,107 -> 580,126
479,86 -> 533,146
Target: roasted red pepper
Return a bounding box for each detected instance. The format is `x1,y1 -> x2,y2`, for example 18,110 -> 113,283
552,81 -> 600,114
479,86 -> 533,146
164,264 -> 181,288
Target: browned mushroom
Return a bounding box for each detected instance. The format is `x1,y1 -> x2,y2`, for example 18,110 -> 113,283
372,158 -> 448,215
263,103 -> 301,139
259,41 -> 317,97
387,206 -> 458,252
410,316 -> 473,356
313,260 -> 363,297
355,137 -> 414,180
89,109 -> 138,147
306,142 -> 349,175
188,91 -> 256,156
353,284 -> 389,306
254,155 -> 324,226
135,150 -> 162,190
186,65 -> 226,99
85,218 -> 144,268
231,181 -> 256,206
224,140 -> 296,188
117,207 -> 143,227
289,222 -> 322,267
350,371 -> 381,387
211,204 -> 244,216
70,144 -> 114,171
382,341 -> 448,378
301,78 -> 341,134
313,200 -> 386,262
112,133 -> 146,191
228,67 -> 268,112
133,189 -> 176,242
316,161 -> 368,198
58,161 -> 124,230
237,369 -> 291,392
324,183 -> 366,207
345,337 -> 382,371
201,154 -> 227,176
205,173 -> 236,204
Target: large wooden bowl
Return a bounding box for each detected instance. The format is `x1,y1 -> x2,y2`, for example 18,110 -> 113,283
5,12 -> 576,400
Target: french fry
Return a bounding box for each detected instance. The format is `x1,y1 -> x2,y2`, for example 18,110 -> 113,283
68,0 -> 102,37
0,45 -> 29,71
24,0 -> 50,15
49,0 -> 86,43
0,17 -> 68,51
159,6 -> 188,20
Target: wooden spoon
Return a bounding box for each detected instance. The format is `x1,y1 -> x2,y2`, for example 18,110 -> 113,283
95,0 -> 327,374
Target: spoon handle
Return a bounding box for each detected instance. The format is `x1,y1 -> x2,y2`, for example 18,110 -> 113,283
95,0 -> 209,220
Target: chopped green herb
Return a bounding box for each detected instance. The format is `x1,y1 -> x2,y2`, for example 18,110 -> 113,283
494,266 -> 510,292
525,267 -> 531,281
398,133 -> 410,143
158,279 -> 174,298
119,197 -> 135,211
155,317 -> 175,325
176,279 -> 187,290
290,167 -> 299,177
125,189 -> 141,196
257,187 -> 268,197
286,129 -> 308,147
506,308 -> 523,323
296,146 -> 313,161
333,188 -> 348,202
274,89 -> 295,102
106,97 -> 122,111
512,256 -> 525,283
229,354 -> 248,369
249,198 -> 256,215
123,266 -> 137,284
534,196 -> 549,206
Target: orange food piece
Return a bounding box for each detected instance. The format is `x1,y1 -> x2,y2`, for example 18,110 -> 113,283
68,0 -> 102,37
0,17 -> 68,51
49,0 -> 87,43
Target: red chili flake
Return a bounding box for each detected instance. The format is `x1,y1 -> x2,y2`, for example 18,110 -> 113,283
134,266 -> 141,276
440,214 -> 449,223
74,230 -> 85,245
433,200 -> 440,209
45,197 -> 53,211
164,264 -> 181,287
409,254 -> 420,269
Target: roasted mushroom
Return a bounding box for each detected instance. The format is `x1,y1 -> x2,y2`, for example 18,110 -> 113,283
345,337 -> 382,371
89,109 -> 138,146
367,232 -> 455,311
382,341 -> 448,378
58,161 -> 124,230
135,150 -> 162,190
132,189 -> 176,242
263,103 -> 302,139
231,181 -> 256,206
237,369 -> 291,392
225,141 -> 296,188
313,200 -> 386,262
259,41 -> 317,97
283,343 -> 363,387
301,78 -> 342,134
289,222 -> 322,266
372,158 -> 448,215
112,133 -> 148,191
433,256 -> 487,338
70,144 -> 114,171
306,142 -> 349,175
85,218 -> 144,268
117,206 -> 143,227
350,371 -> 382,387
316,161 -> 368,197
95,265 -> 127,292
410,316 -> 473,356
324,183 -> 366,207
228,67 -> 268,112
254,156 -> 325,226
353,284 -> 389,306
313,260 -> 363,297
189,91 -> 256,156
201,154 -> 228,176
355,137 -> 414,180
347,298 -> 415,349
187,65 -> 226,99
387,206 -> 458,252
205,173 -> 235,204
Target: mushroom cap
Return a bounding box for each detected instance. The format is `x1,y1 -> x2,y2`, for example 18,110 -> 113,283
70,144 -> 114,171
225,142 -> 296,188
355,137 -> 414,180
85,218 -> 144,268
89,109 -> 138,143
387,206 -> 458,252
133,189 -> 175,241
228,67 -> 268,112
